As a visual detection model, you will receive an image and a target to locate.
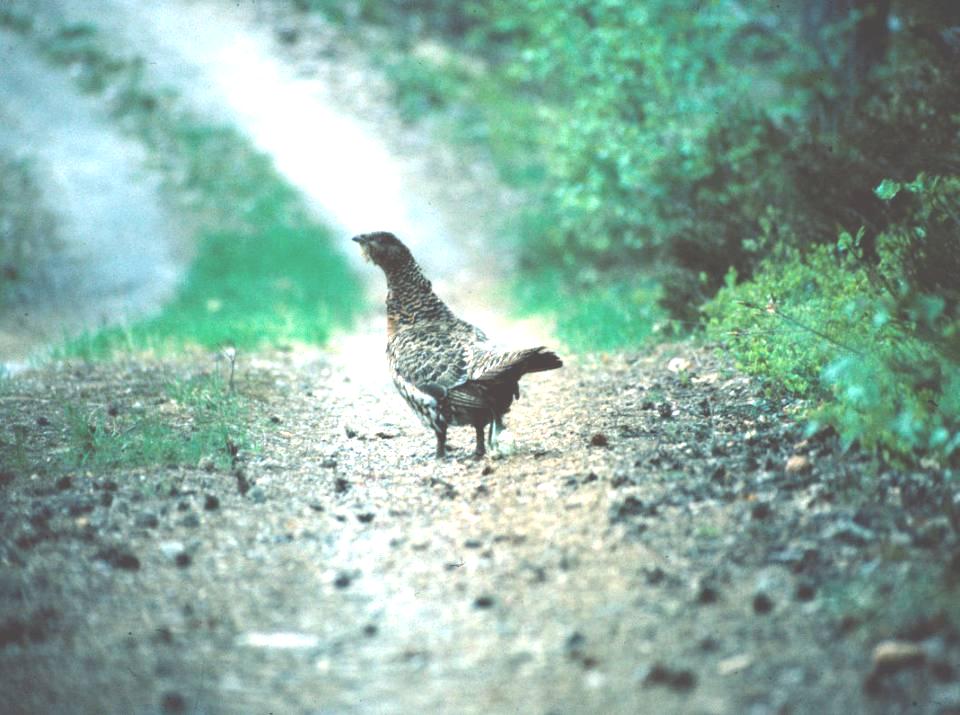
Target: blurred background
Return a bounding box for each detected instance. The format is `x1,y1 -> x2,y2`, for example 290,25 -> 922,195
1,0 -> 958,465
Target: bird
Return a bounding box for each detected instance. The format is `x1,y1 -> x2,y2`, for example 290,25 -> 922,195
352,231 -> 562,460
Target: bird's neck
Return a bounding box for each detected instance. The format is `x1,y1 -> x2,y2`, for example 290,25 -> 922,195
384,259 -> 453,337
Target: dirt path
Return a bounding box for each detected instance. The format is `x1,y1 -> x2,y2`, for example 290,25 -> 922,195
0,29 -> 184,366
2,344 -> 956,714
1,2 -> 958,714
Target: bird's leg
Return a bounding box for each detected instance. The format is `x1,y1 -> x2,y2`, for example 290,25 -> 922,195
473,424 -> 486,459
435,425 -> 447,460
487,418 -> 501,451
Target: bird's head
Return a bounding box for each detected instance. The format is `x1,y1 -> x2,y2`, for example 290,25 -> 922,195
351,231 -> 413,272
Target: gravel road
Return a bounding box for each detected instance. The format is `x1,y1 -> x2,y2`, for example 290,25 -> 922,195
1,2 -> 958,713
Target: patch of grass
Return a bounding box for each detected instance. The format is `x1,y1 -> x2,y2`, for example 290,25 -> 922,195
513,269 -> 664,352
9,19 -> 363,358
62,371 -> 253,470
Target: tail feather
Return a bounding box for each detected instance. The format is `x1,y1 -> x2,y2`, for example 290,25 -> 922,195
448,347 -> 562,414
479,347 -> 562,382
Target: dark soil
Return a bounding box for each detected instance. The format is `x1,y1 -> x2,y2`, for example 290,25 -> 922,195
1,344 -> 958,714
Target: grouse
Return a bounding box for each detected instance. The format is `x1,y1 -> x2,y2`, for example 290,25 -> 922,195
352,231 -> 562,459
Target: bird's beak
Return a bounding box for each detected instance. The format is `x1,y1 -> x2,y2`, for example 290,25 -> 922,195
352,234 -> 372,262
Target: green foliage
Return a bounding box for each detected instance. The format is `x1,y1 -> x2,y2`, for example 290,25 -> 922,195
11,21 -> 363,357
513,269 -> 664,353
706,245 -> 871,397
708,175 -> 960,464
63,371 -> 254,470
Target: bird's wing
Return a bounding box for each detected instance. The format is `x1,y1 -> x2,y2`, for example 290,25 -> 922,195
389,322 -> 472,393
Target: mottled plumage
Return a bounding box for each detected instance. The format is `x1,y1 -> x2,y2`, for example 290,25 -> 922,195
352,231 -> 563,459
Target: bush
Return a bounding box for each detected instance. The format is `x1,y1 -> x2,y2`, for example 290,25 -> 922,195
707,173 -> 960,465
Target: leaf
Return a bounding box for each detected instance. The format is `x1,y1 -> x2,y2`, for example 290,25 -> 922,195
874,178 -> 901,202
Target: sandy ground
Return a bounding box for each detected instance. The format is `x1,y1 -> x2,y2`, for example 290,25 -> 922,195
1,2 -> 958,714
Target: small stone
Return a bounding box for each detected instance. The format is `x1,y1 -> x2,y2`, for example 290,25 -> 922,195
589,433 -> 609,448
643,663 -> 697,691
203,494 -> 220,511
565,631 -> 587,654
795,581 -> 817,602
752,592 -> 774,615
175,552 -> 192,568
695,582 -> 719,605
785,455 -> 811,476
269,415 -> 281,424
159,542 -> 186,559
710,465 -> 727,484
667,356 -> 692,374
657,402 -> 673,419
473,595 -> 495,609
98,547 -> 140,571
356,512 -> 375,524
334,478 -> 350,494
644,567 -> 666,585
481,465 -> 495,476
248,487 -> 267,504
333,573 -> 352,589
871,640 -> 926,675
717,653 -> 753,676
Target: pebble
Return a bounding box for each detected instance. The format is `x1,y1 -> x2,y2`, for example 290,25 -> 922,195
643,663 -> 697,691
333,573 -> 352,589
795,581 -> 817,602
871,640 -> 926,674
159,541 -> 186,559
785,455 -> 811,476
589,433 -> 609,448
717,653 -> 753,676
695,581 -> 720,605
98,547 -> 140,571
752,592 -> 774,615
473,595 -> 495,609
203,494 -> 220,511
